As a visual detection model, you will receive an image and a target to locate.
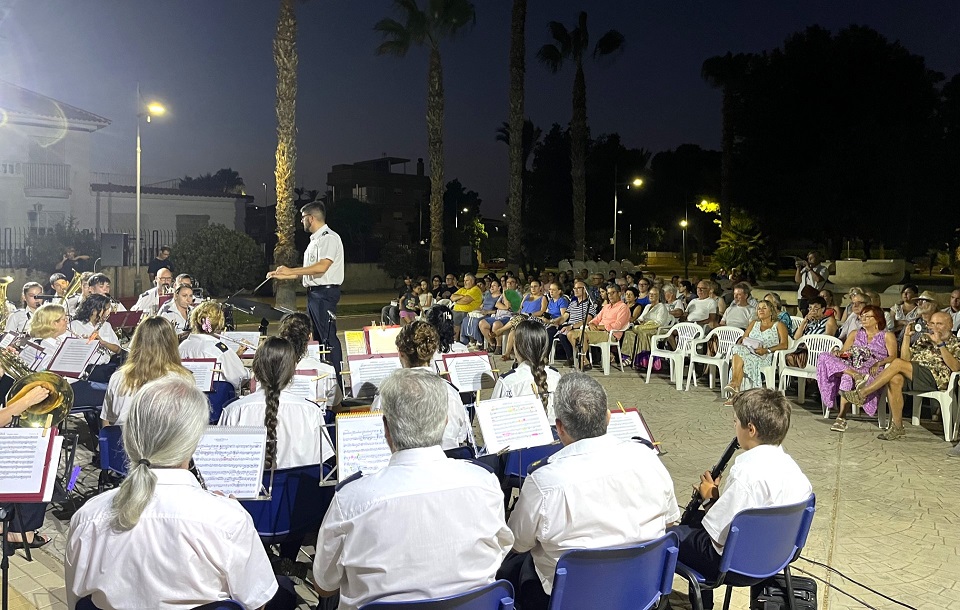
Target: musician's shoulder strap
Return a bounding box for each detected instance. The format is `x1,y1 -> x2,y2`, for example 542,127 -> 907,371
335,470 -> 363,491
631,436 -> 656,451
215,342 -> 230,353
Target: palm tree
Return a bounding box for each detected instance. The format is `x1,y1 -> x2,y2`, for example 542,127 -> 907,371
701,52 -> 752,230
375,0 -> 476,277
537,11 -> 624,260
506,0 -> 526,272
273,0 -> 299,309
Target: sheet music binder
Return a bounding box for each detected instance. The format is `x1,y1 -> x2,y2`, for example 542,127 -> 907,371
607,408 -> 662,455
193,426 -> 270,500
108,310 -> 144,331
335,412 -> 391,480
0,428 -> 60,502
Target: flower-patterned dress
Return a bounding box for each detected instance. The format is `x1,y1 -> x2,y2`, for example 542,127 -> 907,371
815,328 -> 890,416
730,323 -> 780,388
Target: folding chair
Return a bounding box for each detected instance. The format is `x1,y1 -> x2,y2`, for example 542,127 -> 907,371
675,494 -> 816,610
240,463 -> 336,547
549,533 -> 679,610
97,425 -> 127,492
685,327 -> 744,392
206,380 -> 237,424
359,580 -> 515,609
589,325 -> 631,376
76,597 -> 247,610
777,335 -> 842,403
646,323 -> 704,390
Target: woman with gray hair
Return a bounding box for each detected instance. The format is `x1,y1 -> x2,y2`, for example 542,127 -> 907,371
65,377 -> 292,610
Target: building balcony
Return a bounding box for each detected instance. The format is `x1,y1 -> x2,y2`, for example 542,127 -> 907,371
23,162 -> 72,198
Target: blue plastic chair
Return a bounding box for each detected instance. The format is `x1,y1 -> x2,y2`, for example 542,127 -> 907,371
549,532 -> 679,610
239,463 -> 336,544
359,579 -> 515,609
207,380 -> 237,424
97,425 -> 127,492
76,596 -> 245,609
675,494 -> 816,610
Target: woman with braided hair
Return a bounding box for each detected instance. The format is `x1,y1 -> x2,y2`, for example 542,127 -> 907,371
218,337 -> 334,471
491,319 -> 561,420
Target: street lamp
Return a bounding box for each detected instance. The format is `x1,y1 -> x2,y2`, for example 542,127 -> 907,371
135,83 -> 166,295
613,164 -> 643,260
456,207 -> 469,229
679,218 -> 689,279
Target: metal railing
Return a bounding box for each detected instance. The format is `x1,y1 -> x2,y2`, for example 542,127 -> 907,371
24,163 -> 70,190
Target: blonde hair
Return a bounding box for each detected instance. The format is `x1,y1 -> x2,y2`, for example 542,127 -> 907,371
28,303 -> 66,339
189,300 -> 225,334
117,317 -> 191,394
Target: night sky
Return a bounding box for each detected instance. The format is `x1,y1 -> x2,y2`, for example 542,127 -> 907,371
3,1 -> 958,216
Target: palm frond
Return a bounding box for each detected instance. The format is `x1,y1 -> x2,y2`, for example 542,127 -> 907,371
547,21 -> 572,57
594,29 -> 625,60
374,18 -> 413,56
536,43 -> 564,73
495,121 -> 510,145
573,12 -> 589,54
430,0 -> 476,40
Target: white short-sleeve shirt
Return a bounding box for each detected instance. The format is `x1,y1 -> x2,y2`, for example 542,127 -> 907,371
312,446 -> 514,610
179,333 -> 249,391
303,225 -> 344,287
509,434 -> 681,593
103,370 -> 192,425
720,303 -> 755,330
158,302 -> 191,334
65,469 -> 278,610
702,444 -> 812,554
5,307 -> 37,334
69,319 -> 120,366
132,287 -> 160,314
218,388 -> 335,469
941,307 -> 960,333
685,297 -> 718,324
492,362 -> 562,421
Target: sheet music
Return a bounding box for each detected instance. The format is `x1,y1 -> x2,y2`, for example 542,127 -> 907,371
443,353 -> 492,393
365,326 -> 402,355
42,436 -> 64,502
17,342 -> 44,371
0,332 -> 16,348
607,410 -> 660,454
48,337 -> 99,377
336,413 -> 391,479
475,395 -> 553,454
182,359 -> 216,391
349,356 -> 402,398
344,331 -> 368,356
193,426 -> 267,499
287,373 -> 318,401
0,428 -> 50,495
221,331 -> 259,356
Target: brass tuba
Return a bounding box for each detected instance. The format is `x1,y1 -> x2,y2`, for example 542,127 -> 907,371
0,348 -> 73,428
0,275 -> 12,330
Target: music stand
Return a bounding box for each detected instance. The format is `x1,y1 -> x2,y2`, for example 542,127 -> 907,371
107,311 -> 143,334
225,297 -> 293,322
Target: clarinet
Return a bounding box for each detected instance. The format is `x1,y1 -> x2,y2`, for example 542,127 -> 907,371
679,436 -> 740,525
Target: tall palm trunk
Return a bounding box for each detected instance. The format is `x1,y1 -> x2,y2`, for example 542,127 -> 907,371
427,47 -> 445,276
273,0 -> 298,309
570,62 -> 588,259
720,90 -> 733,229
506,0 -> 526,272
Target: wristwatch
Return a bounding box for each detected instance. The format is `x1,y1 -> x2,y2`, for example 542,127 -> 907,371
937,341 -> 947,348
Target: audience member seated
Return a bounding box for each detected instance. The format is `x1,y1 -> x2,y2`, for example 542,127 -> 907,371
866,290 -> 896,331
623,287 -> 644,325
785,296 -> 838,369
635,277 -> 652,306
496,279 -> 548,360
890,284 -> 920,333
461,278 -> 500,347
277,312 -> 341,409
492,319 -> 561,419
429,274 -> 445,302
499,373 -> 680,610
418,278 -> 435,311
66,377 -> 295,610
816,305 -> 896,432
839,287 -> 865,324
763,292 -> 794,335
373,321 -> 470,450
942,288 -> 960,333
553,281 -> 597,367
669,389 -> 812,584
622,285 -> 672,366
480,278 -> 516,352
382,275 -> 413,325
102,317 -> 192,426
663,283 -> 685,324
685,281 -> 719,328
567,284 -> 630,371
719,283 -> 756,330
898,291 -> 939,343
838,292 -> 867,340
819,289 -> 841,322
179,300 -> 250,391
724,300 -> 789,403
450,273 -> 484,340
439,272 -> 459,303
842,311 -> 960,441
312,369 -> 513,610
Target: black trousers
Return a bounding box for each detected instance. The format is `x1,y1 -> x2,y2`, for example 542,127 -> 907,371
497,551 -> 550,610
1,502 -> 46,534
307,285 -> 343,380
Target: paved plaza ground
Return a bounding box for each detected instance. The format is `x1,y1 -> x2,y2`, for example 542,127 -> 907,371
6,348 -> 958,610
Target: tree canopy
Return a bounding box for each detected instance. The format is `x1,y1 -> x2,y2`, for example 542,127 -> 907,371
179,168 -> 246,194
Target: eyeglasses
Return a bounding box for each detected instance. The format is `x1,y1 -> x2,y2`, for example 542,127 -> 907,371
851,300 -> 866,306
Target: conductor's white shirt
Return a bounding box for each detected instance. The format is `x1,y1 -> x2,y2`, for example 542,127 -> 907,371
69,320 -> 119,366
179,333 -> 249,391
218,388 -> 335,469
313,446 -> 514,610
65,469 -> 278,610
491,362 -> 562,421
302,224 -> 344,287
370,366 -> 469,450
508,434 -> 681,594
702,444 -> 812,554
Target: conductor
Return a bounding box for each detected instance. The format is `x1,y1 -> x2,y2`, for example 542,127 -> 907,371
267,201 -> 344,378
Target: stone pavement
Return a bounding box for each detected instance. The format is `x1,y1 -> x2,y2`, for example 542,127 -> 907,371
6,356 -> 958,609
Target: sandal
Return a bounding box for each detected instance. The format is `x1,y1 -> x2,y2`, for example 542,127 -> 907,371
830,418 -> 847,432
839,388 -> 866,407
723,393 -> 738,407
4,532 -> 51,554
722,384 -> 737,398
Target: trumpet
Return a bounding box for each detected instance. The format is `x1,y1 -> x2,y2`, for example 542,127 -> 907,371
0,347 -> 73,428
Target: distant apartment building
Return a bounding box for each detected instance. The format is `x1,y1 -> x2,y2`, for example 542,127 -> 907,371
327,156 -> 430,243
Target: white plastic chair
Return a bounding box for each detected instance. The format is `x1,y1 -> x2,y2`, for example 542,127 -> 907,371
590,324 -> 631,376
778,334 -> 843,403
887,371 -> 960,442
621,259 -> 635,273
646,322 -> 705,390
570,260 -> 585,274
607,260 -> 620,274
790,316 -> 804,331
685,327 -> 744,391
558,259 -> 572,273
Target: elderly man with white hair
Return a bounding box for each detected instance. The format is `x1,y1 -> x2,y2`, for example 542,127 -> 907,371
313,369 -> 513,610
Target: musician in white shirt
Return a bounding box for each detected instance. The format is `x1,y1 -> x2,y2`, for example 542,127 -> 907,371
178,300 -> 249,391
491,320 -> 561,420
88,273 -> 126,312
158,283 -> 194,337
66,377 -> 293,610
5,282 -> 44,334
277,312 -> 341,409
502,373 -> 680,609
69,294 -> 121,366
132,268 -> 174,314
313,369 -> 513,610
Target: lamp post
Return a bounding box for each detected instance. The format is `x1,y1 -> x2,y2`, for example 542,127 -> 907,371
612,164 -> 643,261
455,206 -> 468,229
680,218 -> 689,279
135,83 -> 166,295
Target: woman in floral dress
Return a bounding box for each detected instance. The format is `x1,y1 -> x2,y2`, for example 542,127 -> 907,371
723,300 -> 789,404
816,304 -> 897,431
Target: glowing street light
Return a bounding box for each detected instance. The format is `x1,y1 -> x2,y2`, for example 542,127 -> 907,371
613,166 -> 643,260
680,218 -> 689,279
135,83 -> 167,295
